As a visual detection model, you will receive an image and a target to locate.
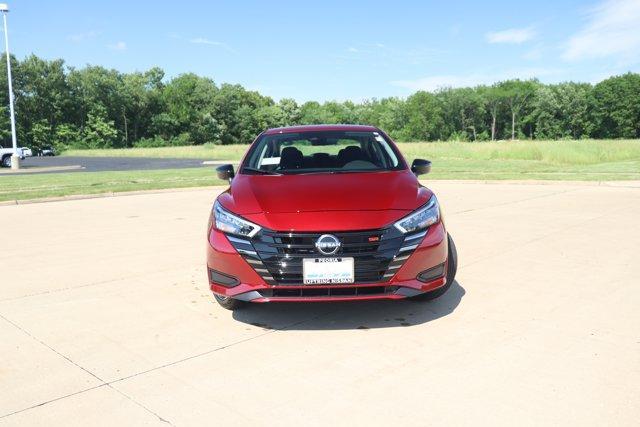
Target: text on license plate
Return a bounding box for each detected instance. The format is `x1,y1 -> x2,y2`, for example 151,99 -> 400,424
302,257 -> 355,285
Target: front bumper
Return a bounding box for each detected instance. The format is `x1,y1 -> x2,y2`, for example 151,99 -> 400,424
206,222 -> 448,302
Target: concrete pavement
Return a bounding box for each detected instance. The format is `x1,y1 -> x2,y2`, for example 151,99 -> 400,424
0,182 -> 639,426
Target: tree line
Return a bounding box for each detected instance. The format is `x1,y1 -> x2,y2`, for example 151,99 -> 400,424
1,54 -> 639,150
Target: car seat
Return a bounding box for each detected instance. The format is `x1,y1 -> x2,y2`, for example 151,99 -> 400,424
279,147 -> 304,169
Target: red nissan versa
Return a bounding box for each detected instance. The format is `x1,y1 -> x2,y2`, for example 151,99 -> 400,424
206,125 -> 457,310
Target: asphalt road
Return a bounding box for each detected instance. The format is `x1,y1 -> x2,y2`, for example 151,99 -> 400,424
17,156 -> 210,173
1,181 -> 639,425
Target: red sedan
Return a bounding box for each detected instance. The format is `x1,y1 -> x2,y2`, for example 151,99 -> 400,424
207,125 -> 457,309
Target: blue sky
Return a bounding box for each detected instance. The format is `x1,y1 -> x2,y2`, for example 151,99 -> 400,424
6,0 -> 640,102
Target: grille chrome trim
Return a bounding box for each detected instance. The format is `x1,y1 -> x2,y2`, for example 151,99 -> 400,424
236,248 -> 258,257
405,230 -> 427,241
227,236 -> 251,245
398,243 -> 419,253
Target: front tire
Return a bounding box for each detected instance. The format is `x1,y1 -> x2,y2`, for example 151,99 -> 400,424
214,294 -> 246,310
1,155 -> 11,168
410,233 -> 458,301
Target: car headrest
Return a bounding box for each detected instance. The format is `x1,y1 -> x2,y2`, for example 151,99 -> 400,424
338,145 -> 366,165
312,152 -> 331,168
279,146 -> 304,169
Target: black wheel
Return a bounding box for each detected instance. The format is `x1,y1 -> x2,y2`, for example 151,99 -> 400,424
410,233 -> 458,301
1,155 -> 11,168
214,294 -> 247,310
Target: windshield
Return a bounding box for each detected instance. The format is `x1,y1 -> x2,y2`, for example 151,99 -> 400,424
241,130 -> 403,175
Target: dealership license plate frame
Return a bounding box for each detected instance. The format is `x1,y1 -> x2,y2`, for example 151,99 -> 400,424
302,257 -> 355,285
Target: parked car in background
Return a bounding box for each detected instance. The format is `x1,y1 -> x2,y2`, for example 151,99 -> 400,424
38,146 -> 56,156
0,147 -> 25,167
20,147 -> 33,157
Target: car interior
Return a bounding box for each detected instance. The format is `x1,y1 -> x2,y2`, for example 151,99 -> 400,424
247,133 -> 399,173
278,145 -> 379,170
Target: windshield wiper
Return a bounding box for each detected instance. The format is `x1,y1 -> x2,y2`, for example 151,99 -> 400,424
327,169 -> 379,174
242,168 -> 282,175
277,169 -> 381,175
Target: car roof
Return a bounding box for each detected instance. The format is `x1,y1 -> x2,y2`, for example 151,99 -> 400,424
262,124 -> 379,135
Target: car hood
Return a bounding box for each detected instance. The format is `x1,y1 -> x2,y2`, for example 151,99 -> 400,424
218,170 -> 432,217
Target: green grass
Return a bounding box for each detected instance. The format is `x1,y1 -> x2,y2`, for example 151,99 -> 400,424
425,158 -> 640,180
3,139 -> 639,202
0,168 -> 227,202
63,143 -> 247,161
398,139 -> 640,165
63,139 -> 640,165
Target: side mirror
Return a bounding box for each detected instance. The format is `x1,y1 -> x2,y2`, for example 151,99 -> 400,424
216,164 -> 235,182
411,159 -> 431,176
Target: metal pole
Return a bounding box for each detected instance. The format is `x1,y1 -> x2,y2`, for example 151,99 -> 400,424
2,11 -> 18,164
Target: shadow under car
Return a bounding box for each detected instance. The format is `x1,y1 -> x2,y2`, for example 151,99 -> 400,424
231,280 -> 465,331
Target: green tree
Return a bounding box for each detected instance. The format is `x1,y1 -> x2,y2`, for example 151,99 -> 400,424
277,98 -> 301,125
158,73 -> 219,144
531,83 -> 592,139
0,54 -> 74,148
81,105 -> 118,148
478,85 -> 505,141
438,87 -> 485,141
67,66 -> 128,146
211,84 -> 273,144
120,67 -> 165,145
400,91 -> 444,141
28,120 -> 52,150
53,123 -> 81,149
497,79 -> 539,140
299,101 -> 333,124
1,52 -> 640,148
0,106 -> 11,146
590,73 -> 640,138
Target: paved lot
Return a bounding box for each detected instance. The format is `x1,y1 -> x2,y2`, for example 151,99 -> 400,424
11,156 -> 211,173
1,181 -> 639,426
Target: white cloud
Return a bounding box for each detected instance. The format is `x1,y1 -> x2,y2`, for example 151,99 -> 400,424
189,37 -> 236,53
390,68 -> 560,91
485,27 -> 536,44
190,37 -> 223,46
107,41 -> 127,51
347,47 -> 358,52
562,0 -> 640,61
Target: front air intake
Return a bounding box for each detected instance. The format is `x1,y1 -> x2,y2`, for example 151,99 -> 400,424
208,269 -> 240,287
416,263 -> 445,283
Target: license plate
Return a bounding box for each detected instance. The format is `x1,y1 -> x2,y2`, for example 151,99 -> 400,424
302,257 -> 354,285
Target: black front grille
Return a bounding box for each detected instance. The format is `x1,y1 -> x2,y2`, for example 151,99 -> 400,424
260,285 -> 398,298
227,227 -> 426,286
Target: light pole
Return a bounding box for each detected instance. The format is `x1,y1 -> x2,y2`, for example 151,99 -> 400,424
0,3 -> 18,169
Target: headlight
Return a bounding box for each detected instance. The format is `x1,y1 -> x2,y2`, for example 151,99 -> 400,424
213,200 -> 261,238
394,196 -> 440,234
